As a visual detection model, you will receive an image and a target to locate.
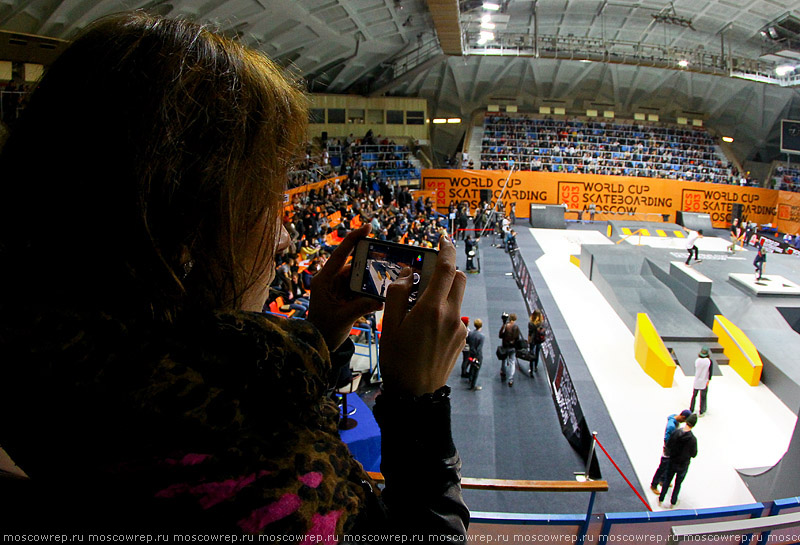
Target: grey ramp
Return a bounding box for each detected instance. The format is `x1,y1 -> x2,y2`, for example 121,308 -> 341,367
529,204 -> 566,229
693,253 -> 800,410
579,244 -> 713,340
778,307 -> 800,334
644,260 -> 713,326
740,405 -> 800,502
677,211 -> 713,233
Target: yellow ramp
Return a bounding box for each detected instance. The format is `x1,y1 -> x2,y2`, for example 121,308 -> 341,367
673,230 -> 685,238
640,229 -> 651,236
621,227 -> 632,235
656,229 -> 667,237
712,315 -> 763,386
634,313 -> 676,388
569,254 -> 580,267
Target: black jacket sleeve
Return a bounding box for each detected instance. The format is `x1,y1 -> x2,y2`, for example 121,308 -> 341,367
371,386 -> 469,537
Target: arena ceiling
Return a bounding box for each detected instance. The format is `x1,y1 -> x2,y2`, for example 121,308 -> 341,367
2,0 -> 800,162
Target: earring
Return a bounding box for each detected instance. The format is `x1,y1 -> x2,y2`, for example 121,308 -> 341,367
182,259 -> 195,279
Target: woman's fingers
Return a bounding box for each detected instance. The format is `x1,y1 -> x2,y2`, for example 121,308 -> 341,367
316,224 -> 371,280
382,267 -> 413,332
417,235 -> 456,308
447,270 -> 467,308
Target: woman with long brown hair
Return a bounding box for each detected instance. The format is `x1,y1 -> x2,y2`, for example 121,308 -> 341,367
528,310 -> 546,376
0,13 -> 468,537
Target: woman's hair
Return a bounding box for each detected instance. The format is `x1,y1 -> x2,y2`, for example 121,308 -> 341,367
508,313 -> 517,322
0,13 -> 307,320
530,309 -> 543,325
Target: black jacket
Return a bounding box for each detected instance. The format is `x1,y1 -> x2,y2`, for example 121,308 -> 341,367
665,427 -> 698,467
467,329 -> 485,363
0,309 -> 468,537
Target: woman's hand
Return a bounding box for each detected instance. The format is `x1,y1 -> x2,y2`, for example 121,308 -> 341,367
307,224 -> 383,352
379,235 -> 467,396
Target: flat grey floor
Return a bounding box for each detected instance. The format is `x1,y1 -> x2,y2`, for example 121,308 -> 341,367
449,226 -> 644,515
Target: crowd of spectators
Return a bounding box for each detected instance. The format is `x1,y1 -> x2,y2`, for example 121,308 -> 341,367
326,130 -> 420,182
269,176 -> 455,316
773,163 -> 800,192
286,143 -> 336,189
480,115 -> 739,184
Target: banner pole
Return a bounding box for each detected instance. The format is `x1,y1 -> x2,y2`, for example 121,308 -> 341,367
478,163 -> 516,240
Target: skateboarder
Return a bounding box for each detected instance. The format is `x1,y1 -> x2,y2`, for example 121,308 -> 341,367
684,227 -> 703,265
754,246 -> 767,281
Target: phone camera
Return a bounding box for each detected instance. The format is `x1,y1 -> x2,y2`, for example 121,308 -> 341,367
413,272 -> 420,285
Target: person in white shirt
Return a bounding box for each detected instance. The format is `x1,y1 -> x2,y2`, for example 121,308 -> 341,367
684,227 -> 703,265
690,347 -> 712,416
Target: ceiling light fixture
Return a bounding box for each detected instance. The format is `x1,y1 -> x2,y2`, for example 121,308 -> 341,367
432,118 -> 447,124
481,13 -> 492,23
678,59 -> 689,68
481,21 -> 495,29
776,65 -> 795,76
483,2 -> 500,11
479,30 -> 495,41
447,118 -> 462,124
722,136 -> 734,143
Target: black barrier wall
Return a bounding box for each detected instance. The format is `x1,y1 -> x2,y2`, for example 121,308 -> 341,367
509,249 -> 600,478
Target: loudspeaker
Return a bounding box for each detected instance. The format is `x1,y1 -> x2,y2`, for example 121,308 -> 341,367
321,131 -> 328,142
479,189 -> 492,203
731,203 -> 744,225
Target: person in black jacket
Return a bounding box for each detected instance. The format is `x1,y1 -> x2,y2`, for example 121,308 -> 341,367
658,413 -> 698,508
465,235 -> 479,271
466,319 -> 485,391
527,310 -> 546,376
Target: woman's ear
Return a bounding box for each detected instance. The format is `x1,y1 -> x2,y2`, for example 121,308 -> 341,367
180,246 -> 194,279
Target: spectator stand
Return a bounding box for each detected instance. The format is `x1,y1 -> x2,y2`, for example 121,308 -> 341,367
771,161 -> 800,192
327,138 -> 422,182
479,114 -> 734,184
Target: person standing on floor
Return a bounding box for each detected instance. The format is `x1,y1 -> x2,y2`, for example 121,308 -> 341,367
683,227 -> 703,265
727,218 -> 743,253
466,319 -> 485,391
527,310 -> 546,377
658,413 -> 698,508
650,409 -> 692,494
465,235 -> 480,272
499,313 -> 521,387
460,316 -> 471,378
690,347 -> 712,416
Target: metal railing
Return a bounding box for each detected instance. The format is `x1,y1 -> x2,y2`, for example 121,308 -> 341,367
461,32 -> 795,85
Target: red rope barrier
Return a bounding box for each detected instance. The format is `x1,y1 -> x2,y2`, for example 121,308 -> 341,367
593,435 -> 652,512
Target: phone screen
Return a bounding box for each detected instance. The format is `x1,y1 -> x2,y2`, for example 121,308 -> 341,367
361,241 -> 426,303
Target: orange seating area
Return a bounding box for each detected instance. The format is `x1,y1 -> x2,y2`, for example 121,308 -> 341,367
267,296 -> 295,318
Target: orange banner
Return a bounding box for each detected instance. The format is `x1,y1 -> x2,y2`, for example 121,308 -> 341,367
423,169 -> 778,228
777,191 -> 800,236
286,175 -> 348,199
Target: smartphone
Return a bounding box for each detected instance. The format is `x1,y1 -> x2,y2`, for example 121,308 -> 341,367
349,239 -> 438,304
